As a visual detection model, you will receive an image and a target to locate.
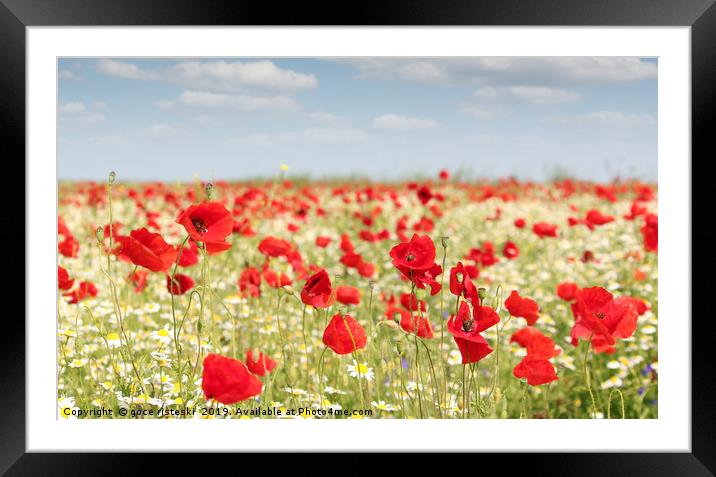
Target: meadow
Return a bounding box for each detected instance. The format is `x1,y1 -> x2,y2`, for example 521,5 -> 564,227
57,169 -> 658,419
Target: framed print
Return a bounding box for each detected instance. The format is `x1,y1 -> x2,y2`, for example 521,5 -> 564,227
2,0 -> 711,473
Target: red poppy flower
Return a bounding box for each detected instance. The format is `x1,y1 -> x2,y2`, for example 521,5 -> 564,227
315,236 -> 332,248
449,262 -> 466,297
128,269 -> 149,293
416,186 -> 433,205
177,240 -> 199,267
201,353 -> 263,404
447,301 -> 499,364
570,287 -> 639,353
258,236 -> 293,258
340,234 -> 355,253
439,170 -> 449,181
357,261 -> 375,278
641,213 -> 658,253
510,326 -> 543,348
385,305 -> 410,323
389,233 -> 436,271
117,228 -> 178,272
64,281 -> 98,304
322,313 -> 367,355
513,356 -> 558,386
556,282 -> 580,301
58,266 -> 74,290
301,269 -> 333,309
399,293 -> 426,312
204,240 -> 232,255
585,209 -> 615,227
532,222 -> 558,238
166,273 -> 195,295
514,218 -> 526,229
505,290 -> 539,325
58,215 -> 71,237
58,235 -> 80,258
518,331 -> 561,360
245,350 -> 277,377
238,267 -> 261,298
406,263 -> 443,296
502,241 -> 519,259
176,202 -> 233,244
336,285 -> 361,305
340,252 -> 363,268
624,201 -> 647,220
400,313 -> 434,339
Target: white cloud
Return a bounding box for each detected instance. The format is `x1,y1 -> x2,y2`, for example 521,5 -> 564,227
587,111 -> 656,126
371,114 -> 438,131
97,59 -> 157,80
58,101 -> 107,124
96,59 -> 317,93
544,111 -> 656,127
336,57 -> 656,86
472,86 -> 580,104
162,90 -> 299,112
302,128 -> 369,144
458,104 -> 506,120
59,70 -> 81,81
305,111 -> 347,124
138,124 -> 182,138
58,102 -> 86,114
167,60 -> 317,92
234,128 -> 369,146
234,132 -> 299,146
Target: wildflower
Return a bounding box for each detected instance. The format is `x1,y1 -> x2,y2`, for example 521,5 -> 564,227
201,353 -> 263,404
166,273 -> 195,295
116,228 -> 178,272
447,301 -> 499,364
641,213 -> 658,252
301,269 -> 334,308
505,290 -> 540,325
323,312 -> 367,355
532,222 -> 558,238
372,400 -> 397,412
336,285 -> 361,305
106,332 -> 122,348
556,282 -> 580,302
58,266 -> 74,290
258,236 -> 293,258
570,287 -> 639,353
347,360 -> 375,381
514,356 -> 558,386
245,349 -> 277,376
176,202 -> 233,251
150,329 -> 172,345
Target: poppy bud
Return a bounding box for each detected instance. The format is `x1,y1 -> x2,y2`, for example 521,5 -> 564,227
378,319 -> 399,330
395,340 -> 405,357
108,171 -> 116,185
95,227 -> 104,243
283,285 -> 295,296
204,182 -> 213,200
441,236 -> 449,248
478,288 -> 487,301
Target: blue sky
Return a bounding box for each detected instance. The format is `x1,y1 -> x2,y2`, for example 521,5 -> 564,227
58,57 -> 657,182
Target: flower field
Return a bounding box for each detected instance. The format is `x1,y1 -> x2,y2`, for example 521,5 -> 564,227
57,170 -> 658,419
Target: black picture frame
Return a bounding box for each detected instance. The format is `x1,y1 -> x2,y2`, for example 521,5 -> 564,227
2,0 -> 709,474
